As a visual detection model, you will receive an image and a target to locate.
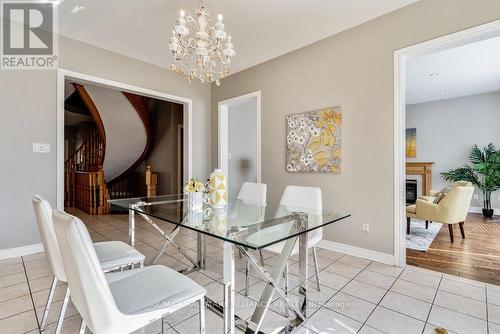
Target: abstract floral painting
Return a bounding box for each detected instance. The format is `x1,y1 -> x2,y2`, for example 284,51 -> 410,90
286,107 -> 342,173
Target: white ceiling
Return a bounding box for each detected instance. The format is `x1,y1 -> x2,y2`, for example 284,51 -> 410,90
406,36 -> 500,105
57,0 -> 418,74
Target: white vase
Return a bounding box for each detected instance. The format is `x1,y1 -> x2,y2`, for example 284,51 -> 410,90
187,192 -> 203,212
209,169 -> 227,209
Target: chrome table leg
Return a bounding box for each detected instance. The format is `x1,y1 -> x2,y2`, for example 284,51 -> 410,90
312,246 -> 321,291
244,224 -> 304,333
197,233 -> 207,270
223,242 -> 235,334
199,297 -> 206,334
128,207 -> 135,247
55,286 -> 70,334
298,218 -> 309,319
284,262 -> 289,318
79,319 -> 86,334
40,276 -> 57,331
134,209 -> 198,268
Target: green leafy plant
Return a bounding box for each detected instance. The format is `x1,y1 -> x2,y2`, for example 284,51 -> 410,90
441,143 -> 500,211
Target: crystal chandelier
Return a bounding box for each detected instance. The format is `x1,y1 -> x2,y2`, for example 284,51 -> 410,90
169,0 -> 235,86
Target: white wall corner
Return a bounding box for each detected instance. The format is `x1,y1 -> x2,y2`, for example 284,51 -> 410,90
0,243 -> 44,261
318,240 -> 396,266
469,207 -> 500,215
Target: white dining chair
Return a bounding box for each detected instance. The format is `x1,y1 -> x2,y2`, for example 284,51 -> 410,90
52,209 -> 206,334
235,182 -> 267,296
32,195 -> 145,333
265,186 -> 323,291
272,186 -> 323,291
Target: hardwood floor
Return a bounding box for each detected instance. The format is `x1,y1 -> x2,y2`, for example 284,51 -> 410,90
407,213 -> 500,285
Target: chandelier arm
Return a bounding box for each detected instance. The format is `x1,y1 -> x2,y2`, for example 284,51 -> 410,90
215,52 -> 230,66
175,48 -> 188,61
178,38 -> 191,49
211,39 -> 222,53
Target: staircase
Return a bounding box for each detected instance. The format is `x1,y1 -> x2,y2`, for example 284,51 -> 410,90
64,83 -> 157,214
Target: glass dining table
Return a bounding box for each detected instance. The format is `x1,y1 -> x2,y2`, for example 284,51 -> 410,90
109,194 -> 350,334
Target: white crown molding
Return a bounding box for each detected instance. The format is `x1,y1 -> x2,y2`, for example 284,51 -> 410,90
0,243 -> 44,261
318,240 -> 395,266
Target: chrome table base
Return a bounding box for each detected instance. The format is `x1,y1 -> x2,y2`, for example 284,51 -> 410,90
128,204 -> 310,334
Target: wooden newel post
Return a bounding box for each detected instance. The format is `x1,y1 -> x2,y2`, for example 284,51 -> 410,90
97,168 -> 110,214
146,166 -> 158,197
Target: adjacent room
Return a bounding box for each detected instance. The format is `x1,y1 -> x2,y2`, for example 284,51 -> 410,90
404,36 -> 500,284
2,1 -> 500,334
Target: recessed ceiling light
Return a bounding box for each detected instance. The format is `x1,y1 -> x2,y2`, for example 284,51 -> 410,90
437,89 -> 446,93
430,73 -> 439,77
71,5 -> 84,14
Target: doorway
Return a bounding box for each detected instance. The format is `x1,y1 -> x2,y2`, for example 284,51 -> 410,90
218,91 -> 261,199
56,69 -> 193,210
394,20 -> 500,281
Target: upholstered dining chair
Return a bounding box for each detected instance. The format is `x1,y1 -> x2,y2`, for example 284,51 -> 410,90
52,209 -> 206,334
406,182 -> 474,242
32,195 -> 145,333
235,182 -> 267,296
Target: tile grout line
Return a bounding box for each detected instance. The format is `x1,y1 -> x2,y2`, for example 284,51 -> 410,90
421,273 -> 443,334
21,256 -> 41,332
303,256 -> 378,331
356,265 -> 406,334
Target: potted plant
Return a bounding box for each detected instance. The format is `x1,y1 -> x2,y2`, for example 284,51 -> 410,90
441,143 -> 500,218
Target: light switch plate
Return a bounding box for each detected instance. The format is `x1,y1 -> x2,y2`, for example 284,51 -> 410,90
362,223 -> 369,233
473,194 -> 479,200
33,143 -> 50,153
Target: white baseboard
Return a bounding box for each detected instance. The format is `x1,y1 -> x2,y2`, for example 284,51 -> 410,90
469,207 -> 500,215
318,240 -> 395,266
0,243 -> 44,261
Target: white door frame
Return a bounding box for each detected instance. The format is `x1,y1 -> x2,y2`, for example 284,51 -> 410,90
56,69 -> 193,209
217,91 -> 262,182
393,19 -> 500,266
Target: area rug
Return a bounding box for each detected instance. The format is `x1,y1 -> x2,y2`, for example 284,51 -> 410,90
406,219 -> 443,251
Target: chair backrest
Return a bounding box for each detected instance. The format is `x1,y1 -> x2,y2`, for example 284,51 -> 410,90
230,182 -> 267,224
32,195 -> 66,282
52,209 -> 121,333
439,184 -> 474,223
237,182 -> 267,206
453,181 -> 473,188
277,186 -> 323,241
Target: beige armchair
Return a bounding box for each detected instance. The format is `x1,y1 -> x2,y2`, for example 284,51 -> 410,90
406,182 -> 474,242
419,181 -> 473,202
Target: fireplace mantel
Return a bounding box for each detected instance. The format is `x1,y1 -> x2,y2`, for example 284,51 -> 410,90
406,162 -> 434,196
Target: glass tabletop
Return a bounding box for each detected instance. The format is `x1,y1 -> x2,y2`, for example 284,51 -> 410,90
109,194 -> 350,250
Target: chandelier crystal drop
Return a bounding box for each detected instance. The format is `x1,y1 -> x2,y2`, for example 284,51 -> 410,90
169,0 -> 235,86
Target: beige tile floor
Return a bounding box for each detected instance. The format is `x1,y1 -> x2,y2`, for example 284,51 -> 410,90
1,209 -> 499,334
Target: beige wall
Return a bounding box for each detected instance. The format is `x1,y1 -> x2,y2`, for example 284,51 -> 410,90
211,0 -> 500,255
143,100 -> 184,195
0,36 -> 211,250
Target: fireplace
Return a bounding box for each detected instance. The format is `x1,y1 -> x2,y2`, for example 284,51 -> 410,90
406,179 -> 418,204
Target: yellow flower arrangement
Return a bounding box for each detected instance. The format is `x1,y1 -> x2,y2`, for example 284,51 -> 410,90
184,178 -> 205,193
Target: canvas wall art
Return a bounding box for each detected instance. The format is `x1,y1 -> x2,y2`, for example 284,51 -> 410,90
406,128 -> 417,158
286,107 -> 342,173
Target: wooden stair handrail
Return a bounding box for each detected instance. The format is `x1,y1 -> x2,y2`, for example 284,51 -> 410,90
107,92 -> 152,187
73,83 -> 107,161
64,129 -> 104,172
